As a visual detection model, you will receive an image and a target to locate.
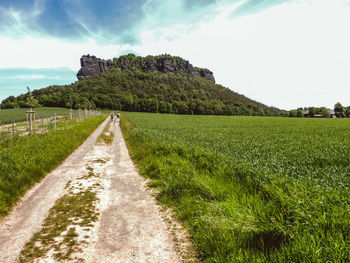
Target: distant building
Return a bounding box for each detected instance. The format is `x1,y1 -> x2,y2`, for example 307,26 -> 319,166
330,110 -> 336,118
302,109 -> 335,118
302,110 -> 310,117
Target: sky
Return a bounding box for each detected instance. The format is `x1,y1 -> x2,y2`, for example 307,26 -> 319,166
0,0 -> 350,110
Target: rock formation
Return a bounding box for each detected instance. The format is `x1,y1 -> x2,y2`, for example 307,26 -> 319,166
199,68 -> 215,82
76,54 -> 215,82
77,55 -> 111,80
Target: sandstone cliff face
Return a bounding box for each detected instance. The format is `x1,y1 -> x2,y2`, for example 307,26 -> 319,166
76,54 -> 215,82
199,68 -> 215,82
77,55 -> 112,80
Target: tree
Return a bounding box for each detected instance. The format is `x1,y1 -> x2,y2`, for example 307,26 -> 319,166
1,101 -> 18,109
334,102 -> 346,118
308,107 -> 316,117
346,106 -> 350,118
26,87 -> 39,109
296,108 -> 304,117
120,94 -> 134,110
289,110 -> 297,117
320,108 -> 330,118
65,95 -> 73,109
81,97 -> 90,109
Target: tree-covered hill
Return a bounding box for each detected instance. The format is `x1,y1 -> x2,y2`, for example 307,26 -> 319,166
1,54 -> 282,116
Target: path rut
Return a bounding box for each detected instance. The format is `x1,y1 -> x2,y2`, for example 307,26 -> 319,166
0,118 -> 181,262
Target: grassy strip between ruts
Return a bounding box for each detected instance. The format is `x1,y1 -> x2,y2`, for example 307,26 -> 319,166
97,118 -> 114,145
120,114 -> 349,263
0,115 -> 106,217
19,165 -> 102,262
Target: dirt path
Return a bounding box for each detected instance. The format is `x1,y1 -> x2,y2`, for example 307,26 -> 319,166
0,118 -> 182,262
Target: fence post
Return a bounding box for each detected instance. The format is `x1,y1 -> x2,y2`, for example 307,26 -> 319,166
34,111 -> 36,131
29,111 -> 32,133
41,117 -> 44,132
12,118 -> 15,140
54,113 -> 57,129
26,110 -> 35,133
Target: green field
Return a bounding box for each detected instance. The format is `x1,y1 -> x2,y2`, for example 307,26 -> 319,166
121,112 -> 349,262
0,108 -> 70,124
0,115 -> 106,216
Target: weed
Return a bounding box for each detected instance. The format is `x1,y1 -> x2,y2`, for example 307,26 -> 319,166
92,158 -> 108,164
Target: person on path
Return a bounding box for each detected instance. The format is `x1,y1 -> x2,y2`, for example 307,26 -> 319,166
111,112 -> 114,122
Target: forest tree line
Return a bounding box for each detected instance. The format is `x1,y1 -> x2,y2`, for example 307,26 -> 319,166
287,102 -> 350,118
1,69 -> 282,116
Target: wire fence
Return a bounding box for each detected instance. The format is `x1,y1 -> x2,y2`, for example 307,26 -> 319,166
0,109 -> 102,142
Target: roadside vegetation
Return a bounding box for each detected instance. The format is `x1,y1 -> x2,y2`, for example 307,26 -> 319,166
0,115 -> 105,217
121,112 -> 349,262
0,107 -> 70,124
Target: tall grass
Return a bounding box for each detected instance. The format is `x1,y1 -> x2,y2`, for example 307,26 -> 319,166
121,113 -> 349,262
0,115 -> 105,217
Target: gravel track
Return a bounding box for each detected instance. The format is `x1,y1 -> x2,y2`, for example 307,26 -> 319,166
0,118 -> 181,263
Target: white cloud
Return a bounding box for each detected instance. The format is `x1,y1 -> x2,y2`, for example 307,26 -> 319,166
1,0 -> 350,109
3,74 -> 62,80
0,37 -> 133,71
134,0 -> 350,109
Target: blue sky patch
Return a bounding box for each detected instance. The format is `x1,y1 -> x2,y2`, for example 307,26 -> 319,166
0,68 -> 76,102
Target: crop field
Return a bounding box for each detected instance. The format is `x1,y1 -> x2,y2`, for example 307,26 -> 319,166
0,115 -> 106,217
0,108 -> 70,124
121,112 -> 349,262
